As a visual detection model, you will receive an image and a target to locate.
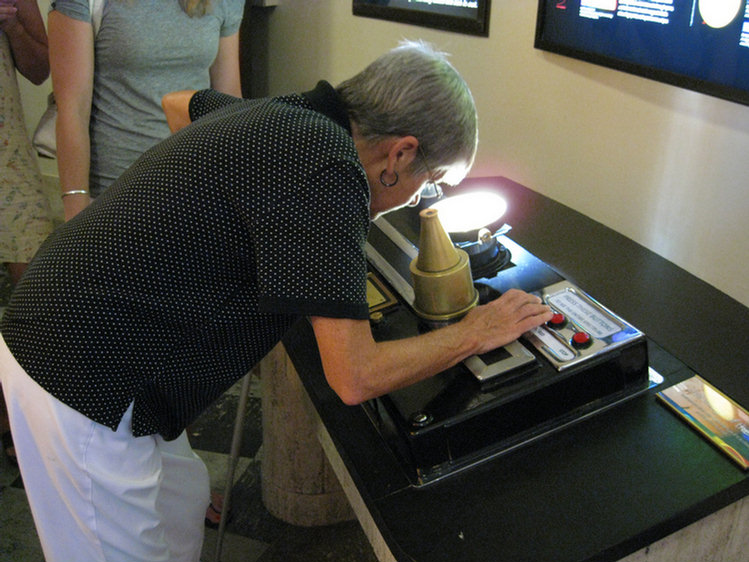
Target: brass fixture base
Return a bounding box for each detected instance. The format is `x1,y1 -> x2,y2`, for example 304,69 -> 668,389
410,208 -> 478,324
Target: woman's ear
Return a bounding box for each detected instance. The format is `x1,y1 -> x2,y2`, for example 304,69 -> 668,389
385,135 -> 419,173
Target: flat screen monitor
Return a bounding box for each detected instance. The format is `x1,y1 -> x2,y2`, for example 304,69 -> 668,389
535,0 -> 749,107
352,0 -> 491,36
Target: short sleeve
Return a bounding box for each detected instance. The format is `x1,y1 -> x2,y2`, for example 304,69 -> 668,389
51,0 -> 91,22
220,0 -> 245,37
189,89 -> 244,121
255,161 -> 371,320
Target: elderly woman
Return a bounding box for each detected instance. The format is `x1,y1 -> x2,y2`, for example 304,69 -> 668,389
0,41 -> 551,562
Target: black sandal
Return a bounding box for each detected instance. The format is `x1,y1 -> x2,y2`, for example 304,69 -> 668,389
204,492 -> 232,529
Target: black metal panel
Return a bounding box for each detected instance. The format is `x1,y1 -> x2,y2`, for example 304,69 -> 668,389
366,213 -> 650,484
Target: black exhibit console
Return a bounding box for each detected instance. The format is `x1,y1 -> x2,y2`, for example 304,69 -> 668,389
364,208 -> 652,484
283,177 -> 749,562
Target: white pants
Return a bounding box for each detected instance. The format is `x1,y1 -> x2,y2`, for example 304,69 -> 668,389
0,334 -> 210,562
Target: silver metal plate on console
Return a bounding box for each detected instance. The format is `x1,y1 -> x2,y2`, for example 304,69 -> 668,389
524,280 -> 645,371
464,340 -> 537,382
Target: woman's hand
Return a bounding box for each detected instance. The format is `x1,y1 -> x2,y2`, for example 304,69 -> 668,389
0,0 -> 19,29
162,90 -> 198,133
459,289 -> 553,356
1,0 -> 49,84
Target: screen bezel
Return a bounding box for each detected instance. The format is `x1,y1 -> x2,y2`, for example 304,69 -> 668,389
534,0 -> 749,107
352,0 -> 491,37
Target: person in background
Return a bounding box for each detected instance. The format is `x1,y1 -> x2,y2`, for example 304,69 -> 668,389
0,41 -> 553,561
0,0 -> 54,466
48,0 -> 245,526
48,0 -> 245,221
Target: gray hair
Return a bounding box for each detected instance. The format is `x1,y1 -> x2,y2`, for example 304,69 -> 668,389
336,40 -> 478,176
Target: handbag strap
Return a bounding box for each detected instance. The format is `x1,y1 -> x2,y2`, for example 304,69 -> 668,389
90,0 -> 104,36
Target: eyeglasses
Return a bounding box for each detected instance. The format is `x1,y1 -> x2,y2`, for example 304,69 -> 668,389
417,145 -> 444,200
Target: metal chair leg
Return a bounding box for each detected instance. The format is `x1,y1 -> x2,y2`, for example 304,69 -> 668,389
214,371 -> 253,562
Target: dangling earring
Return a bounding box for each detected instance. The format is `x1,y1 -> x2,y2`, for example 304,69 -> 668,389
379,169 -> 399,187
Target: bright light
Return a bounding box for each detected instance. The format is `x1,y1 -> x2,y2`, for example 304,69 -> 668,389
429,191 -> 507,233
703,383 -> 737,421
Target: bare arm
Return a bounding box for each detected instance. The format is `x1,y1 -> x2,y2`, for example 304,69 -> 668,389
209,32 -> 241,97
48,10 -> 94,221
0,0 -> 49,84
162,33 -> 240,133
161,90 -> 197,133
310,289 -> 552,405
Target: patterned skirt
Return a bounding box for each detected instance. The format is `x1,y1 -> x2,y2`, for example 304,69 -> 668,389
0,33 -> 55,264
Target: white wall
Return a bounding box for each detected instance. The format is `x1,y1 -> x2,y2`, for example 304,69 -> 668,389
260,1 -> 749,308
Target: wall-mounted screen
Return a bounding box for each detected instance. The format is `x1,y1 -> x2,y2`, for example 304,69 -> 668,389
535,0 -> 749,107
353,0 -> 491,37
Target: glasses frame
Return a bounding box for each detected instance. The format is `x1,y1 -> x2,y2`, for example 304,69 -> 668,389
417,145 -> 444,200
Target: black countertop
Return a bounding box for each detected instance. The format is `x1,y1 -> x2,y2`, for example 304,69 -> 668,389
283,176 -> 749,562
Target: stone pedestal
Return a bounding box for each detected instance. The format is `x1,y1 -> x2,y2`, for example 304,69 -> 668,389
260,342 -> 354,526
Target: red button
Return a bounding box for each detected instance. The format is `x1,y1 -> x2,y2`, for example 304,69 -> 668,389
548,313 -> 566,328
572,331 -> 591,348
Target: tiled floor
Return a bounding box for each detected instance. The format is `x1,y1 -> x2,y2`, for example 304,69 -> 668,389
0,265 -> 377,562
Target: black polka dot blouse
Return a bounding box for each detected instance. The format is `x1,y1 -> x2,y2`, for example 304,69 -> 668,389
1,83 -> 371,440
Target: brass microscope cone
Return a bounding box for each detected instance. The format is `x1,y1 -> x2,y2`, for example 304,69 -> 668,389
410,208 -> 478,325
